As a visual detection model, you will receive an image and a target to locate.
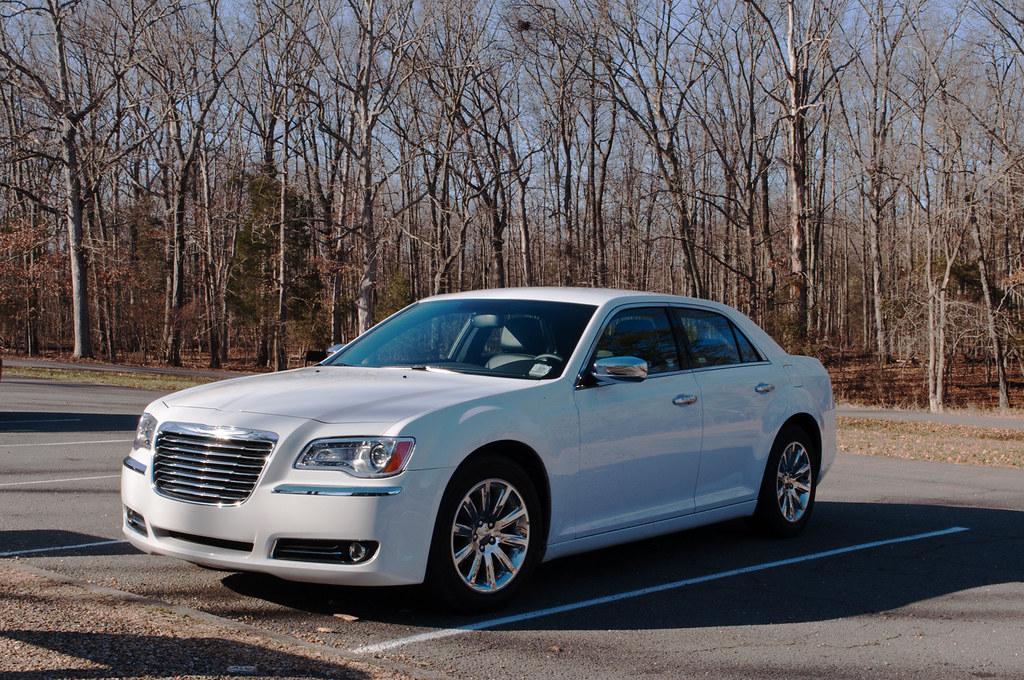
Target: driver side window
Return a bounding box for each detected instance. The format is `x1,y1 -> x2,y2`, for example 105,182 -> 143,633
594,307 -> 679,375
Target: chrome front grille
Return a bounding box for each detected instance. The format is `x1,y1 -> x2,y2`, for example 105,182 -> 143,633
152,423 -> 277,506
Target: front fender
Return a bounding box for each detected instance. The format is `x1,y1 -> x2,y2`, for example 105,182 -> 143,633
396,380 -> 579,544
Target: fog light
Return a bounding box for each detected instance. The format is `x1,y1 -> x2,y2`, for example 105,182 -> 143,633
348,541 -> 369,563
125,506 -> 147,536
271,538 -> 379,564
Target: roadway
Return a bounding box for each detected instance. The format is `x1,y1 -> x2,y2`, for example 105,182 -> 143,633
2,376 -> 1023,679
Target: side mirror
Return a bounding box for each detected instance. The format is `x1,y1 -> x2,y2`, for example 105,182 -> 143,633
305,350 -> 329,364
591,356 -> 648,384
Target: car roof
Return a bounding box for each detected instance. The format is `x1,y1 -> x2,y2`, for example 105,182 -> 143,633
421,286 -> 723,308
419,287 -> 789,360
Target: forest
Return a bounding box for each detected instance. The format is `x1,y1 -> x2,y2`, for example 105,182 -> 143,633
0,0 -> 1022,412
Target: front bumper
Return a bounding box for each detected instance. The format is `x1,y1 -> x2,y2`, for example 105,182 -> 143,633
121,463 -> 450,586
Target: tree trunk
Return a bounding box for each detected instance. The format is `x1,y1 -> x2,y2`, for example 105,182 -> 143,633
61,118 -> 92,359
786,105 -> 807,343
331,128 -> 354,343
970,202 -> 1010,409
200,150 -> 221,370
356,146 -> 376,333
274,164 -> 288,371
868,189 -> 887,363
784,0 -> 808,345
518,181 -> 533,286
164,179 -> 187,366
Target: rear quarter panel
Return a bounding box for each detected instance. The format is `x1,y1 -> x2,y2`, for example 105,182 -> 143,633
719,307 -> 836,490
793,355 -> 836,480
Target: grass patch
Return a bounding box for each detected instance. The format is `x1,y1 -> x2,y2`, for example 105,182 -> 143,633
3,366 -> 209,393
838,416 -> 1024,469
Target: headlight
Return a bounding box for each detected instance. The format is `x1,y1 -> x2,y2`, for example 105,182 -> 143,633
294,437 -> 415,478
133,413 -> 157,451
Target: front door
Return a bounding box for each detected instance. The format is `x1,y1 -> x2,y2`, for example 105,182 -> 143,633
573,307 -> 703,537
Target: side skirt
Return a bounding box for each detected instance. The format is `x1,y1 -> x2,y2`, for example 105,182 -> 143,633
542,501 -> 757,563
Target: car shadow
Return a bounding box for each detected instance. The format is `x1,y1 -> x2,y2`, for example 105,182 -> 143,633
0,411 -> 139,433
222,501 -> 1022,632
0,530 -> 137,557
0,631 -> 368,679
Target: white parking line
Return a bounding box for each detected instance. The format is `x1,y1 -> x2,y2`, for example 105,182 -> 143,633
0,474 -> 120,487
0,418 -> 81,424
352,525 -> 970,655
0,438 -> 132,448
0,539 -> 127,557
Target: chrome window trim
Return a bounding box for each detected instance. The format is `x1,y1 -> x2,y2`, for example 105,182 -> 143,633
635,360 -> 773,380
686,360 -> 772,374
151,422 -> 279,507
272,484 -> 402,497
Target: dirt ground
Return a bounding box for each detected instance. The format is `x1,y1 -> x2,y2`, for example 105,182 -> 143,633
0,563 -> 407,680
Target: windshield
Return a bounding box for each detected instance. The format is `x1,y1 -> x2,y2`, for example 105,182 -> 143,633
326,299 -> 597,380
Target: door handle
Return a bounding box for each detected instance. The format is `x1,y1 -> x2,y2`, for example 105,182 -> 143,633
754,383 -> 775,394
672,394 -> 698,406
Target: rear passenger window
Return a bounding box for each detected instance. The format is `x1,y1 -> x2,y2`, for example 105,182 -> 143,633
593,307 -> 680,375
672,309 -> 761,368
734,326 -> 763,363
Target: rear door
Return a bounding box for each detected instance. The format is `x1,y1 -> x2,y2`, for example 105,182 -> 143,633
670,307 -> 778,511
572,306 -> 703,536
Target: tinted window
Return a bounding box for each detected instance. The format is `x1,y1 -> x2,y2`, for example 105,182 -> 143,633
733,325 -> 763,363
673,309 -> 744,368
593,307 -> 679,375
328,299 -> 595,380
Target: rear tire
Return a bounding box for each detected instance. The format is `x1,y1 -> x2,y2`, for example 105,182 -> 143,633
425,455 -> 542,613
753,425 -> 817,538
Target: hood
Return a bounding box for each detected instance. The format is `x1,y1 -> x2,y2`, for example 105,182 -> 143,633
162,366 -> 530,424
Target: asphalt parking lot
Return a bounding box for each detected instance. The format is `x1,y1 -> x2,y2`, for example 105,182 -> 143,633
2,377 -> 1023,679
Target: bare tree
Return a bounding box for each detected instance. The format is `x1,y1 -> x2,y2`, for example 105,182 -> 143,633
588,0 -> 709,297
836,0 -> 918,363
139,0 -> 260,365
310,0 -> 421,332
0,0 -> 155,357
744,0 -> 846,343
0,0 -> 1022,410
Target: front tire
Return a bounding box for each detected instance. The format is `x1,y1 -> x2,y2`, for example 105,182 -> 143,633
426,455 -> 542,612
754,425 -> 817,538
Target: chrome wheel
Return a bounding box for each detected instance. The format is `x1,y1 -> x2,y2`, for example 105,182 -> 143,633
776,442 -> 813,523
450,478 -> 530,593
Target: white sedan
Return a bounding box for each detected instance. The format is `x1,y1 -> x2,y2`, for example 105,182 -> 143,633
121,287 -> 835,611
